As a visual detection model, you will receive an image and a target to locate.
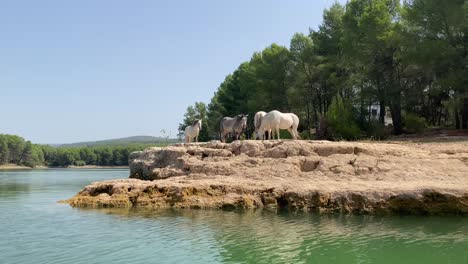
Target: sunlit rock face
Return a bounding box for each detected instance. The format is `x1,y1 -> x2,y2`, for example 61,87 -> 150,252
67,140 -> 468,215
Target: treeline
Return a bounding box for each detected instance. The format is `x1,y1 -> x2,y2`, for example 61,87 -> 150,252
40,145 -> 149,167
179,0 -> 467,140
0,134 -> 45,167
0,134 -> 164,168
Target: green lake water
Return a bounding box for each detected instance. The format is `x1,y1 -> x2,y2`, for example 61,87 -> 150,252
0,169 -> 467,264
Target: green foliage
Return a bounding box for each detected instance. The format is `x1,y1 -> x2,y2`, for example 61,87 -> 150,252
0,137 -> 9,165
182,0 -> 467,141
365,121 -> 391,140
59,136 -> 177,148
404,113 -> 426,134
279,130 -> 293,140
299,130 -> 312,140
4,135 -> 26,164
326,95 -> 362,140
74,160 -> 86,166
0,134 -> 164,168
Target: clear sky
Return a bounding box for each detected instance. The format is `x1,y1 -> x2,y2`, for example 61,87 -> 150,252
1,0 -> 344,144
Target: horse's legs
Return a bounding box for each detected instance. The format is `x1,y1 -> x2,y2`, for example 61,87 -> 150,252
288,128 -> 295,140
196,135 -> 198,142
276,127 -> 281,140
293,127 -> 299,140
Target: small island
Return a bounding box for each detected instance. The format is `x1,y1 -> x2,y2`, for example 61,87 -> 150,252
66,139 -> 468,215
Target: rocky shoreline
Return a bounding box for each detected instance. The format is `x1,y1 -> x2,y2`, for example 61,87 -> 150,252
65,140 -> 468,215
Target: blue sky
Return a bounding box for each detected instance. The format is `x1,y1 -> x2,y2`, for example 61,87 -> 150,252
1,0 -> 344,144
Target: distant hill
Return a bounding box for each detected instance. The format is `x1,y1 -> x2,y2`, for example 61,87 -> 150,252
58,136 -> 179,148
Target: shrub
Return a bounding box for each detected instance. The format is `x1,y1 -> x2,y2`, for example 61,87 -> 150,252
404,113 -> 426,134
279,130 -> 293,139
365,120 -> 390,140
299,130 -> 313,140
74,160 -> 86,166
326,95 -> 362,140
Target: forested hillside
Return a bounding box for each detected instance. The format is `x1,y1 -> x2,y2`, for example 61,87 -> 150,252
0,134 -> 167,168
59,135 -> 177,148
179,0 -> 468,141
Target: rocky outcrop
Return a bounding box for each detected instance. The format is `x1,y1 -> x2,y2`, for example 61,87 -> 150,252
66,140 -> 468,215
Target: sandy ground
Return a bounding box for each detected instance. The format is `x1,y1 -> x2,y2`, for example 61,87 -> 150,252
0,164 -> 33,170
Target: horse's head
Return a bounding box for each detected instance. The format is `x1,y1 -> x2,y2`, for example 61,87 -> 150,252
193,119 -> 202,129
238,114 -> 248,130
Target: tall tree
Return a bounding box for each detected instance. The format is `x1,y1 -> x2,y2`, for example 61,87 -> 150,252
403,0 -> 468,129
343,0 -> 404,134
251,44 -> 291,112
288,33 -> 320,129
0,137 -> 9,165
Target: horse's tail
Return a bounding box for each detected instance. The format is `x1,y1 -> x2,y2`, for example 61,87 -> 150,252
254,114 -> 259,131
257,116 -> 263,130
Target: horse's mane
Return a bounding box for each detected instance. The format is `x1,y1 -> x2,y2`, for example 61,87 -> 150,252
192,119 -> 200,126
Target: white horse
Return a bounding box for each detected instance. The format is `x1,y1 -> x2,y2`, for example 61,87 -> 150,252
254,111 -> 271,140
185,119 -> 202,143
257,110 -> 299,140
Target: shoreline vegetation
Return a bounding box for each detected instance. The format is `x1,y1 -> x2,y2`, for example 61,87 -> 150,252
0,134 -> 171,169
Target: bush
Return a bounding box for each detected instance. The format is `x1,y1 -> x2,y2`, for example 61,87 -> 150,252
74,160 -> 86,166
326,95 -> 362,140
404,113 -> 426,134
299,130 -> 313,140
365,120 -> 390,140
279,130 -> 293,139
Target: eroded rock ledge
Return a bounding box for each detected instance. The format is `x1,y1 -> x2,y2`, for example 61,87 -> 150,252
66,140 -> 468,215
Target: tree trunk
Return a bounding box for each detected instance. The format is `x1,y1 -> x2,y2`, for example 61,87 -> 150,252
359,90 -> 365,127
462,97 -> 468,129
455,107 -> 460,129
368,103 -> 371,123
379,100 -> 386,125
390,96 -> 403,135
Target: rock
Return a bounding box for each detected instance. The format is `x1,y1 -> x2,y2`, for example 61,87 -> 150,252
66,140 -> 468,215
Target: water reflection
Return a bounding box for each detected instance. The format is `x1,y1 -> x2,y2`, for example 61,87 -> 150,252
2,169 -> 467,264
0,182 -> 31,197
0,173 -> 31,198
78,208 -> 468,264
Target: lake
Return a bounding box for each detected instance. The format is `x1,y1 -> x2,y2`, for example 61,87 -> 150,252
1,169 -> 467,264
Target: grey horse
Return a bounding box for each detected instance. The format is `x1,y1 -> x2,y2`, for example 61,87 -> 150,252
220,114 -> 248,142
